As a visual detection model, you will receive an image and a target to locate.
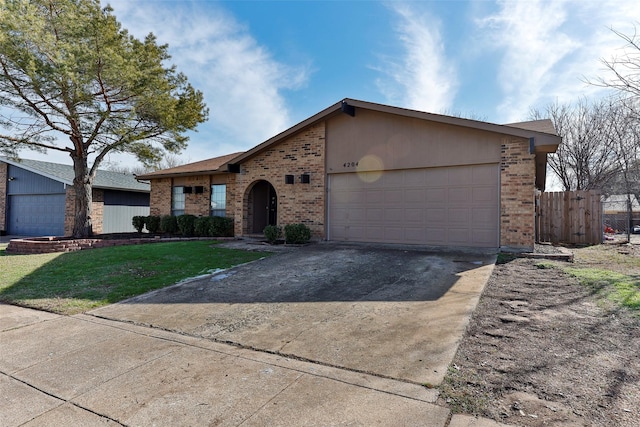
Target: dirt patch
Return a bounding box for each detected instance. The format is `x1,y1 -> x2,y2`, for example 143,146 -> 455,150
439,243 -> 640,426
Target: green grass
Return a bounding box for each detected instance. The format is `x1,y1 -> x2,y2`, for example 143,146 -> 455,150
564,267 -> 640,310
0,241 -> 270,315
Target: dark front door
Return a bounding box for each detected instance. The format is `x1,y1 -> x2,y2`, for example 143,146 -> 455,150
252,181 -> 277,233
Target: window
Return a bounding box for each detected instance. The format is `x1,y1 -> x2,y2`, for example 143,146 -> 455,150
210,184 -> 226,217
172,186 -> 185,216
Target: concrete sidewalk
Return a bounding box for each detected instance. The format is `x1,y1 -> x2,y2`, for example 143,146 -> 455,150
1,304 -> 508,426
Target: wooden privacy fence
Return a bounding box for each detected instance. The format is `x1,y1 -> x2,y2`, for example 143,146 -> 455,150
536,190 -> 602,245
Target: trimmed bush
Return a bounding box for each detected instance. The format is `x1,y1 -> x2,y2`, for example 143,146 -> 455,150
146,215 -> 161,233
161,215 -> 178,234
176,214 -> 197,236
284,223 -> 311,244
210,216 -> 234,237
132,216 -> 145,233
263,224 -> 282,244
194,216 -> 213,237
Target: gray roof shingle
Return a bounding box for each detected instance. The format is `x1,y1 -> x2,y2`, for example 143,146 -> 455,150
0,157 -> 150,192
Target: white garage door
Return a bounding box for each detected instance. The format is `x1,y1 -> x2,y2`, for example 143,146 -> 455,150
328,164 -> 499,247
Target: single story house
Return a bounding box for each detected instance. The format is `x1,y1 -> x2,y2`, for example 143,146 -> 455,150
0,157 -> 150,236
137,99 -> 561,251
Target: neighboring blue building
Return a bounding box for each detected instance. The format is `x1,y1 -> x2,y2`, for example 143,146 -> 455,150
0,157 -> 150,236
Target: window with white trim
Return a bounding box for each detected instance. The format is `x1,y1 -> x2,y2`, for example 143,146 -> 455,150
210,184 -> 226,217
172,186 -> 185,216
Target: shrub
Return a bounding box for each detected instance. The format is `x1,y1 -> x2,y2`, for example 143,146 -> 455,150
146,215 -> 161,233
263,224 -> 282,244
284,223 -> 311,244
210,216 -> 234,237
161,215 -> 178,234
194,216 -> 213,237
132,216 -> 145,233
176,214 -> 197,236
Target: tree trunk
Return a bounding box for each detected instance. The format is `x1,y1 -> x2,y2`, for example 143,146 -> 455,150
71,156 -> 94,238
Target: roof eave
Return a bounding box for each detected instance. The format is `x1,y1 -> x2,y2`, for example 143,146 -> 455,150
345,99 -> 562,145
1,157 -> 73,186
136,168 -> 228,181
94,185 -> 150,193
224,100 -> 345,166
223,99 -> 562,167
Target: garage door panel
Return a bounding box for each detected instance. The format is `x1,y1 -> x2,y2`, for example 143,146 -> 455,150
428,168 -> 448,182
424,228 -> 446,244
448,168 -> 472,185
348,208 -> 366,221
405,189 -> 425,203
382,227 -> 403,241
473,186 -> 495,202
426,207 -> 447,223
329,165 -> 498,247
331,207 -> 349,221
473,207 -> 496,224
339,225 -> 365,241
383,172 -> 404,186
384,190 -> 403,203
365,227 -> 385,240
426,188 -> 446,202
404,228 -> 425,242
473,229 -> 496,246
366,190 -> 384,203
385,208 -> 403,222
8,194 -> 65,236
448,208 -> 470,223
449,187 -> 470,202
403,169 -> 426,185
449,228 -> 471,244
473,164 -> 499,181
405,208 -> 423,222
366,208 -> 383,221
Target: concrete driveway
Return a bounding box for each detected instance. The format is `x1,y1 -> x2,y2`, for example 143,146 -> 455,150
1,242 -> 502,426
92,242 -> 495,386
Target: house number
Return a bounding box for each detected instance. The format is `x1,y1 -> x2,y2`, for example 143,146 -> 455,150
343,161 -> 359,168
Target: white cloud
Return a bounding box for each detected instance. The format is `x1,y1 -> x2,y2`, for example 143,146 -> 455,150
108,0 -> 309,157
375,2 -> 457,112
476,0 -> 578,121
477,0 -> 640,122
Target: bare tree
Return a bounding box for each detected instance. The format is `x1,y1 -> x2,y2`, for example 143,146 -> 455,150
105,153 -> 191,176
593,25 -> 640,101
530,98 -> 621,191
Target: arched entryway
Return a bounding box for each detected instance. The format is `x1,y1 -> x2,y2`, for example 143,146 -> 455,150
249,180 -> 278,234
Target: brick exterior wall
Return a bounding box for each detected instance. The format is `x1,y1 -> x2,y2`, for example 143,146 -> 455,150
144,123 -> 326,239
64,187 -> 75,236
149,178 -> 172,216
232,122 -> 326,237
64,187 -> 106,236
0,162 -> 7,232
92,189 -> 104,234
147,175 -> 233,219
174,175 -> 212,217
500,137 -> 536,251
143,121 -> 540,248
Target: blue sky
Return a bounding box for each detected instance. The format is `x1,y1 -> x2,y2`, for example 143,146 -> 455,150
19,0 -> 640,169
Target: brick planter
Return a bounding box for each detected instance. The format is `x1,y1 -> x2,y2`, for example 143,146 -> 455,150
5,236 -> 233,255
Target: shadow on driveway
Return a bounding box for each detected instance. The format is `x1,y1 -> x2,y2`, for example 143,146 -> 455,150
91,242 -> 496,385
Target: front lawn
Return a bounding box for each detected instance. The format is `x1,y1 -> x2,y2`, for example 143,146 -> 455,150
0,241 -> 270,315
